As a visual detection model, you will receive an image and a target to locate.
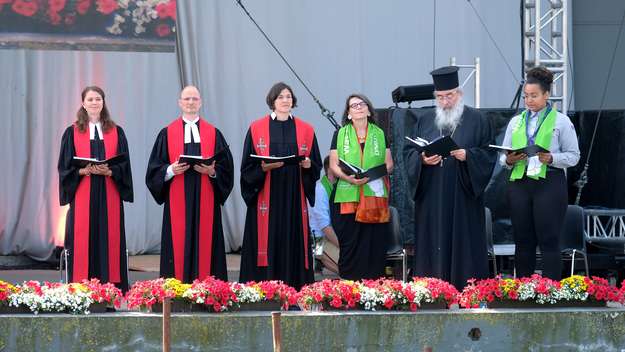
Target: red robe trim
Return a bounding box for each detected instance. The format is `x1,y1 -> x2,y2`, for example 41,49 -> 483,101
72,124 -> 121,283
167,118 -> 216,281
250,115 -> 314,269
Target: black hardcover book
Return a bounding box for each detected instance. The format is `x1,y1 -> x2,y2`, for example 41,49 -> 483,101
72,153 -> 128,168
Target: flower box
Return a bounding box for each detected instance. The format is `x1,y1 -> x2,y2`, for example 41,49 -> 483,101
150,300 -> 208,313
486,299 -> 606,309
0,304 -> 31,314
233,301 -> 283,312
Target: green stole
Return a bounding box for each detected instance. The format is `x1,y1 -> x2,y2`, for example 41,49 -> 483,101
334,122 -> 387,203
320,175 -> 333,198
510,107 -> 557,180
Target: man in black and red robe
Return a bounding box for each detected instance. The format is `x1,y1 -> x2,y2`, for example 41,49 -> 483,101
146,86 -> 234,282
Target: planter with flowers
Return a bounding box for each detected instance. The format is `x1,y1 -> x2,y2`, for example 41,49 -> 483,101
230,281 -> 298,311
126,277 -> 199,312
459,275 -> 624,309
297,278 -> 458,312
5,280 -> 121,314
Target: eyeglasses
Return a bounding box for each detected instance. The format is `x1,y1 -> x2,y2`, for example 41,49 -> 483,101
435,91 -> 457,101
349,102 -> 368,109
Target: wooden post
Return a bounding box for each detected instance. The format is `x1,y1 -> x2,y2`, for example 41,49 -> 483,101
163,297 -> 171,352
272,311 -> 282,352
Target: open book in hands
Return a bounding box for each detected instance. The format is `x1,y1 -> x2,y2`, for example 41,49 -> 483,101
250,154 -> 305,165
488,144 -> 548,157
338,159 -> 387,181
404,135 -> 459,157
72,153 -> 128,168
178,149 -> 225,166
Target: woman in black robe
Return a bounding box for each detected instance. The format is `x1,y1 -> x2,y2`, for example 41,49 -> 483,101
239,82 -> 321,290
58,86 -> 133,291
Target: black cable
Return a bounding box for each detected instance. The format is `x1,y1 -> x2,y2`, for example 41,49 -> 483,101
574,7 -> 625,205
466,0 -> 521,84
234,0 -> 340,130
432,0 -> 436,69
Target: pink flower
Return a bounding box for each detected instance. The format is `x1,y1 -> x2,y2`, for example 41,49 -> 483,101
12,0 -> 38,17
76,0 -> 91,15
155,24 -> 171,37
95,0 -> 117,15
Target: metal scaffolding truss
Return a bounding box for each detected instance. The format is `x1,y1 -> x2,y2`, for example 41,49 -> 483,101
523,0 -> 569,114
449,57 -> 481,108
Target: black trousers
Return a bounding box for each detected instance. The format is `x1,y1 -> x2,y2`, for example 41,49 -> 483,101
507,169 -> 568,280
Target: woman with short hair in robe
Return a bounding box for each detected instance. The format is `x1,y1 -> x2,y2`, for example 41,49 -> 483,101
58,86 -> 133,291
239,82 -> 321,290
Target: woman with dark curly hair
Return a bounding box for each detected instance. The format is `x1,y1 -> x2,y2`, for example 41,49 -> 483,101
500,66 -> 580,280
58,86 -> 133,291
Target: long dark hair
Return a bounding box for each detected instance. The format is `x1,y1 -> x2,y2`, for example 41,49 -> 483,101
75,86 -> 114,133
341,93 -> 377,126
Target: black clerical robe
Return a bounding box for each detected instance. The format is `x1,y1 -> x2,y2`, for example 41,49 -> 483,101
403,106 -> 496,289
58,124 -> 133,291
239,116 -> 321,290
146,118 -> 234,283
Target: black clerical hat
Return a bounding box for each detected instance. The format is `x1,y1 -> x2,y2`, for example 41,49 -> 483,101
430,66 -> 459,91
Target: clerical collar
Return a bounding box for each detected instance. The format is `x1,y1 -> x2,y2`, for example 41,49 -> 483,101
182,116 -> 201,143
182,116 -> 200,124
89,121 -> 103,140
270,111 -> 293,120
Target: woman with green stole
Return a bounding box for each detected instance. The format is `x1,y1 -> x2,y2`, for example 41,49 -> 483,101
329,94 -> 394,280
500,67 -> 580,280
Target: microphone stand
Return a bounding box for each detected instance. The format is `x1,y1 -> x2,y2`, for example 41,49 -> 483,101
235,0 -> 340,130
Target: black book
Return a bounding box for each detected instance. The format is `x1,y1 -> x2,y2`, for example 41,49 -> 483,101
72,153 -> 127,168
488,144 -> 548,157
178,149 -> 225,166
405,135 -> 459,157
250,154 -> 305,165
338,159 -> 388,180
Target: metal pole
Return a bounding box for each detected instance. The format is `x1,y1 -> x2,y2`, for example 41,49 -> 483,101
272,312 -> 282,352
535,0 -> 541,68
475,57 -> 481,108
562,0 -> 569,114
163,297 -> 171,352
450,56 -> 456,66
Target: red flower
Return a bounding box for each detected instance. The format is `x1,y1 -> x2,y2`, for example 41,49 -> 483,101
155,24 -> 171,37
12,0 -> 38,17
76,0 -> 91,15
95,0 -> 117,15
156,0 -> 176,20
48,10 -> 62,25
48,0 -> 66,12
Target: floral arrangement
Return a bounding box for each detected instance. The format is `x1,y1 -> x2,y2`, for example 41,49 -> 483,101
231,280 -> 298,310
182,277 -> 237,312
81,278 -> 123,308
125,277 -> 178,310
8,281 -> 95,314
297,278 -> 458,311
459,275 -> 625,308
0,280 -> 18,304
1,0 -> 176,39
298,279 -> 361,310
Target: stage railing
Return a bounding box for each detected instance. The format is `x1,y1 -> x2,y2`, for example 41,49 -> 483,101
584,208 -> 625,246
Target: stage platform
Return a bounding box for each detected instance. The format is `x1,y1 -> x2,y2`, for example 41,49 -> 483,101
1,307 -> 625,351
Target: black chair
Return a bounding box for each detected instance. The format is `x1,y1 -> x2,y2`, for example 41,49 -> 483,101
484,207 -> 498,276
560,204 -> 590,277
386,206 -> 408,281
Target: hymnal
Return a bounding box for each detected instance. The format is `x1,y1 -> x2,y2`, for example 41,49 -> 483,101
338,159 -> 387,180
488,144 -> 548,157
250,154 -> 305,165
405,135 -> 459,157
72,153 -> 127,168
178,149 -> 225,166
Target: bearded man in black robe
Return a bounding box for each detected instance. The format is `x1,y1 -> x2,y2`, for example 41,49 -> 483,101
403,66 -> 496,289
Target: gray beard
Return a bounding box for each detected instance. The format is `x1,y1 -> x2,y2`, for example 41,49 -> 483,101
435,98 -> 465,132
